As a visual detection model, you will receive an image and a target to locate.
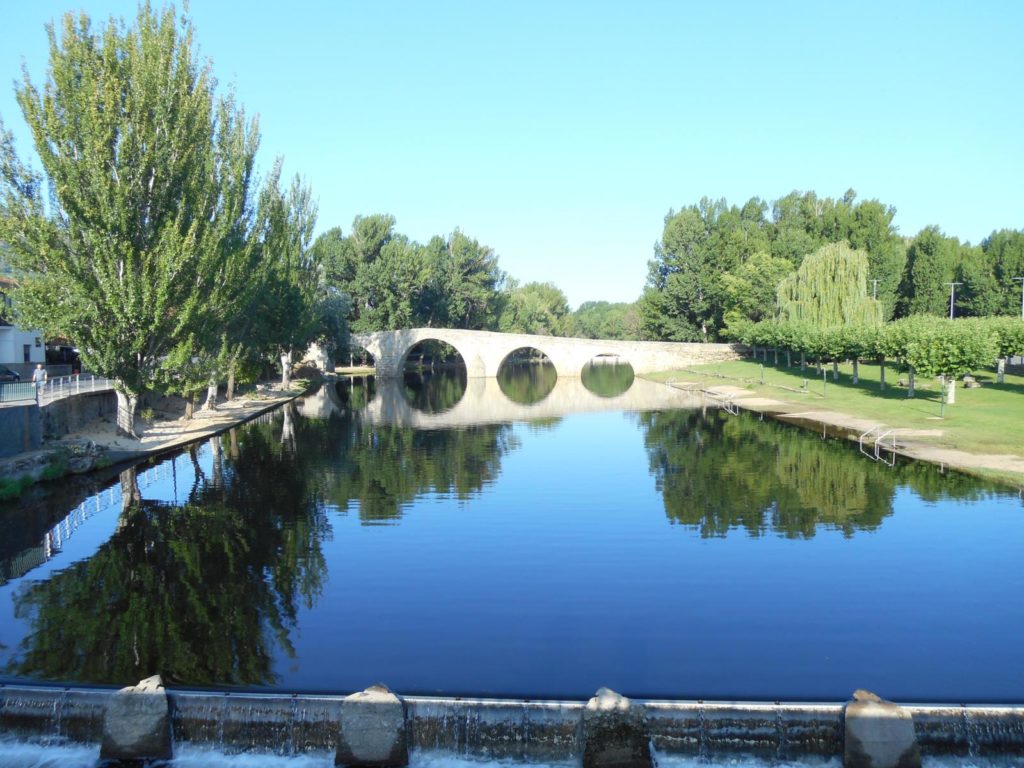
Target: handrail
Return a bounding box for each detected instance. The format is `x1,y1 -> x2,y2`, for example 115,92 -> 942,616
0,373 -> 116,406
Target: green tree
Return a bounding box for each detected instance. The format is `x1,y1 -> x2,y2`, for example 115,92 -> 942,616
982,230 -> 1024,316
777,242 -> 883,327
904,319 -> 997,404
0,5 -> 260,437
720,251 -> 793,330
497,280 -> 572,335
572,301 -> 641,340
897,226 -> 962,317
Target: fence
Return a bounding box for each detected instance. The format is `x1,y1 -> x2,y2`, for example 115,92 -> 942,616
0,374 -> 116,405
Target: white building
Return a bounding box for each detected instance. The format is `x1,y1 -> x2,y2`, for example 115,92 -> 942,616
0,275 -> 45,371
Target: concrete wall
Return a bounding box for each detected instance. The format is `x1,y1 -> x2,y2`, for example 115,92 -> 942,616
40,390 -> 116,440
0,403 -> 41,458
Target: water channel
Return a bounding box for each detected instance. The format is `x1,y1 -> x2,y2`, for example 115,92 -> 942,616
0,365 -> 1022,704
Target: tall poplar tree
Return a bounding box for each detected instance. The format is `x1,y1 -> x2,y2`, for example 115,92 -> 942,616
0,4 -> 259,437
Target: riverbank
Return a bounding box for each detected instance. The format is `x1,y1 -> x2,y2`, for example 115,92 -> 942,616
642,360 -> 1024,486
0,383 -> 306,499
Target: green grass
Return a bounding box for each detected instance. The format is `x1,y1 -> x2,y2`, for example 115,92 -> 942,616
643,357 -> 1024,457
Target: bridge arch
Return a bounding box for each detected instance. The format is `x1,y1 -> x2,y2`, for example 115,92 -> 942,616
350,329 -> 746,379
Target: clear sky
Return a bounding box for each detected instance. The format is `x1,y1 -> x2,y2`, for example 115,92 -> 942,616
1,1 -> 1022,308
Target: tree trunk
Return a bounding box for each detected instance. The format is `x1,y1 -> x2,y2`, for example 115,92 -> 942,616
907,366 -> 915,398
946,376 -> 957,404
185,395 -> 195,421
998,357 -> 1006,384
281,402 -> 295,450
280,349 -> 292,388
115,388 -> 140,439
800,352 -> 806,371
852,358 -> 860,384
832,361 -> 839,380
210,436 -> 223,489
773,348 -> 779,365
786,349 -> 792,367
119,467 -> 141,515
202,377 -> 218,411
226,364 -> 236,402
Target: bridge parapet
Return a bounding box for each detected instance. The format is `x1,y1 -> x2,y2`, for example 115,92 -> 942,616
351,329 -> 745,379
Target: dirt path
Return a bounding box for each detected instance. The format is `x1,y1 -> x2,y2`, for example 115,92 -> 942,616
691,383 -> 1024,483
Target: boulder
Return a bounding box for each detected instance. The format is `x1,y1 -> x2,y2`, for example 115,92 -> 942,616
844,689 -> 920,768
335,684 -> 408,767
99,674 -> 172,763
581,688 -> 652,768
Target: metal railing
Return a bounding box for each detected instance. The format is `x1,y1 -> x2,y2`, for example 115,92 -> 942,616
858,425 -> 898,467
0,373 -> 116,406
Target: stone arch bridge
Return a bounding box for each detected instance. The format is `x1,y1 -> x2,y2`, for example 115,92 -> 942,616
351,328 -> 745,378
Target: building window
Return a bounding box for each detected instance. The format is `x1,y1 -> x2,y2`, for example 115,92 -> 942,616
23,344 -> 31,362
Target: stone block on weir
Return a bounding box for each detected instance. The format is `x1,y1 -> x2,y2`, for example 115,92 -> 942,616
581,687 -> 652,768
99,674 -> 173,763
336,684 -> 409,767
844,689 -> 920,768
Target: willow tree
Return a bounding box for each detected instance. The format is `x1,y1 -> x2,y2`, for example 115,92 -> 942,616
0,5 -> 259,437
777,242 -> 883,326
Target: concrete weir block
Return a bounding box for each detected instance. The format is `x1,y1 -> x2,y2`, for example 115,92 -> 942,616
844,690 -> 920,768
99,674 -> 173,763
582,688 -> 652,768
336,684 -> 409,767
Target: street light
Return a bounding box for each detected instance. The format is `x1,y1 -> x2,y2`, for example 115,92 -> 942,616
1013,277 -> 1024,320
945,282 -> 962,319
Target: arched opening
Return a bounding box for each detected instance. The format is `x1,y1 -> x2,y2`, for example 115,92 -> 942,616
402,340 -> 467,414
581,354 -> 634,397
339,344 -> 375,372
497,347 -> 557,405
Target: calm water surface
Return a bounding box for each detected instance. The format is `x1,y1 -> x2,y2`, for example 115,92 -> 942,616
0,368 -> 1021,702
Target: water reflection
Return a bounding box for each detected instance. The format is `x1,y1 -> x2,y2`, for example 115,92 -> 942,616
640,409 -> 998,538
497,360 -> 557,404
6,412 -> 329,686
403,369 -> 467,414
581,359 -> 634,397
0,371 -> 1017,698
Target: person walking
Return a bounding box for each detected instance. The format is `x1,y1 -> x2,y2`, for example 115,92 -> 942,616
31,363 -> 47,401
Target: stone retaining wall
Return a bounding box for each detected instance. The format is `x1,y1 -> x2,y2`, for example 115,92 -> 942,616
40,390 -> 115,439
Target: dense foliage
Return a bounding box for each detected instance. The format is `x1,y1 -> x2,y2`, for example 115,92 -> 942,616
639,189 -> 1024,343
0,5 -> 333,435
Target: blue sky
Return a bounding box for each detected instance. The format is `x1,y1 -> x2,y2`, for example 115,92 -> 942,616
1,1 -> 1022,307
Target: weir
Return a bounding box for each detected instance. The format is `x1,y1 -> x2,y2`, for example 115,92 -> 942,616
1,683 -> 1023,765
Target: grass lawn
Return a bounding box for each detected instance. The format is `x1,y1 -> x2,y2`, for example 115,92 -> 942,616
642,357 -> 1024,457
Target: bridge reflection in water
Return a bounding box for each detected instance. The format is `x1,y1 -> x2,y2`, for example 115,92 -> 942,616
298,372 -> 709,427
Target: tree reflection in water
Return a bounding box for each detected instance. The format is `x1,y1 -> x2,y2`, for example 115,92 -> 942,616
497,360 -> 557,404
581,359 -> 634,397
640,409 -> 995,538
8,408 -> 330,686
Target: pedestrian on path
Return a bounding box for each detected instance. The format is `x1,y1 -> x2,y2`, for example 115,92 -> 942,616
32,363 -> 47,400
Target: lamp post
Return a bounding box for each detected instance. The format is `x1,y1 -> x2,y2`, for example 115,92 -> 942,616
1014,277 -> 1024,320
945,282 -> 962,319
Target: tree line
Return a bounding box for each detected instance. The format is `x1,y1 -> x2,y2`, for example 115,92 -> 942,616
638,190 -> 1024,342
